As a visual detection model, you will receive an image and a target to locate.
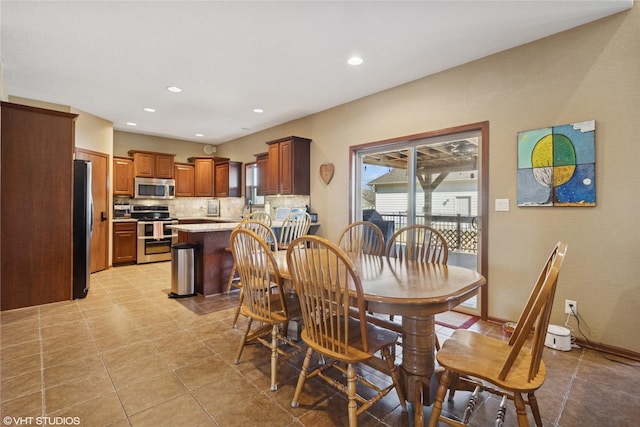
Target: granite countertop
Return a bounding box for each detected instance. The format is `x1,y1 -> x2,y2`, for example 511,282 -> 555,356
167,222 -> 242,233
168,221 -> 321,233
176,216 -> 243,222
112,218 -> 137,223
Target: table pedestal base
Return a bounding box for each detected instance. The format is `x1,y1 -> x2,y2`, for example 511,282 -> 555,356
401,315 -> 439,427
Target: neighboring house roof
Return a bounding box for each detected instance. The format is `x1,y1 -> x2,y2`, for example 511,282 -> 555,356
367,169 -> 408,186
367,168 -> 477,186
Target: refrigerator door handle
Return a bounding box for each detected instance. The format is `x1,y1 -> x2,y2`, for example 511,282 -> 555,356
90,200 -> 94,237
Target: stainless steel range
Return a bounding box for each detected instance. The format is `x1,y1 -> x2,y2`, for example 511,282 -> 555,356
131,205 -> 178,264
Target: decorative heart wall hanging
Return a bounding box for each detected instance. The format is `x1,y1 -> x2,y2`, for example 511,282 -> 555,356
319,163 -> 335,185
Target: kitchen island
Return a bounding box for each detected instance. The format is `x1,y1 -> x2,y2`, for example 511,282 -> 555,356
168,223 -> 240,296
168,220 -> 321,296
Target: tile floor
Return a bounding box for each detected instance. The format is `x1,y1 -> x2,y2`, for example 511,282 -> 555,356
1,262 -> 638,426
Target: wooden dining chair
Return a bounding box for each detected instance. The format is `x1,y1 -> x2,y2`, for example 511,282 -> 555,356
337,221 -> 385,256
386,224 -> 448,263
380,224 -> 449,327
278,211 -> 311,250
226,220 -> 278,328
242,211 -> 272,226
428,241 -> 568,427
230,228 -> 304,391
286,235 -> 406,427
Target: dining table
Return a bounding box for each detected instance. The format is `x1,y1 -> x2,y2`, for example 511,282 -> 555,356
272,250 -> 486,426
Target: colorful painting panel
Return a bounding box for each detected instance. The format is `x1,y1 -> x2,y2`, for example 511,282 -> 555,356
517,120 -> 595,207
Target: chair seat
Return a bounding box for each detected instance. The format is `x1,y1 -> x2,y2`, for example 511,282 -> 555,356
437,329 -> 546,393
301,316 -> 398,363
240,292 -> 301,324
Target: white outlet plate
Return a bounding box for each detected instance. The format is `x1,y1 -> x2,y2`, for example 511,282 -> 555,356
565,299 -> 577,315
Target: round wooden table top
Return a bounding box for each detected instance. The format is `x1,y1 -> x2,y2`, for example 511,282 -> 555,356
274,251 -> 485,317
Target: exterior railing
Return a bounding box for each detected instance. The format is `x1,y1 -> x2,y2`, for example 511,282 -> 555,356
379,213 -> 478,253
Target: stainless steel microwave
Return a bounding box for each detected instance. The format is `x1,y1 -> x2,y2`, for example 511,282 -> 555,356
134,177 -> 175,199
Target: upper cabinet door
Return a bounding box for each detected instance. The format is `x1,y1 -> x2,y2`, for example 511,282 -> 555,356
132,152 -> 155,177
174,163 -> 194,197
215,162 -> 230,197
256,153 -> 269,196
193,158 -> 214,197
215,161 -> 242,198
267,143 -> 280,195
279,139 -> 293,195
155,154 -> 175,178
113,157 -> 134,196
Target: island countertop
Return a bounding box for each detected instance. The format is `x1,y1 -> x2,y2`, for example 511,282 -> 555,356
168,221 -> 321,233
167,222 -> 241,233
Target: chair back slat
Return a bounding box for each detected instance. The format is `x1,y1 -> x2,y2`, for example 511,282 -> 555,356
230,228 -> 286,321
338,221 -> 385,256
242,211 -> 272,226
386,224 -> 448,263
236,219 -> 278,251
499,242 -> 568,381
287,236 -> 369,355
279,211 -> 312,248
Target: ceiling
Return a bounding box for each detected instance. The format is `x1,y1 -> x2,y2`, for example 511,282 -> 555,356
1,1 -> 632,145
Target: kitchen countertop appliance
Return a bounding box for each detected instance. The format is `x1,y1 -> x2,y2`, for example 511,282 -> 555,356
131,204 -> 178,264
113,201 -> 131,218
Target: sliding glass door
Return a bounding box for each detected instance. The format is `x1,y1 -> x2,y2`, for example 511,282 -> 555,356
350,123 -> 488,317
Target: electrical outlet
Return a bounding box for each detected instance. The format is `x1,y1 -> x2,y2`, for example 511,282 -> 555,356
565,299 -> 577,315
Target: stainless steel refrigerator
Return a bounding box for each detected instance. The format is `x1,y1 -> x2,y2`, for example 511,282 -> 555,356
73,159 -> 93,299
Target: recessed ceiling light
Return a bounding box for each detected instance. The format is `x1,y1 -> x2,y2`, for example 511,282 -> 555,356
348,56 -> 363,66
167,86 -> 182,93
253,108 -> 264,113
143,107 -> 156,112
195,133 -> 204,137
126,122 -> 137,126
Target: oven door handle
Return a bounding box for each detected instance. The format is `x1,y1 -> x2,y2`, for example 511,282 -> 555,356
138,234 -> 178,240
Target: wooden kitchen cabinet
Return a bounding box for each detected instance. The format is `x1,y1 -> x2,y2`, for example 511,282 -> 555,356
113,221 -> 137,266
255,152 -> 269,196
129,150 -> 175,178
188,156 -> 237,197
2,102 -> 77,310
113,156 -> 134,196
189,157 -> 215,197
265,136 -> 311,195
155,153 -> 175,178
215,160 -> 242,197
174,163 -> 195,197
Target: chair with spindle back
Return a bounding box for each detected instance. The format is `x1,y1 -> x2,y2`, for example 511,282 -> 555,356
278,211 -> 311,250
230,228 -> 303,391
428,242 -> 568,427
385,224 -> 448,263
226,220 -> 278,328
286,235 -> 406,426
382,224 -> 449,327
337,221 -> 385,256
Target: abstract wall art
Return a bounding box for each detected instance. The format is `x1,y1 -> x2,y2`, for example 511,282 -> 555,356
517,120 -> 595,207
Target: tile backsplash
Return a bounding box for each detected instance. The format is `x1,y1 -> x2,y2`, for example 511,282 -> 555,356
116,195 -> 310,219
264,195 -> 310,217
169,197 -> 244,218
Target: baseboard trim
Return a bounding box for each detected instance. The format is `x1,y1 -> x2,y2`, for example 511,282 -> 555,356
487,316 -> 639,362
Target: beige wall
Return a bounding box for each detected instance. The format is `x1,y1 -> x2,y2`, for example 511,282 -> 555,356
113,131 -> 210,163
217,8 -> 640,353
